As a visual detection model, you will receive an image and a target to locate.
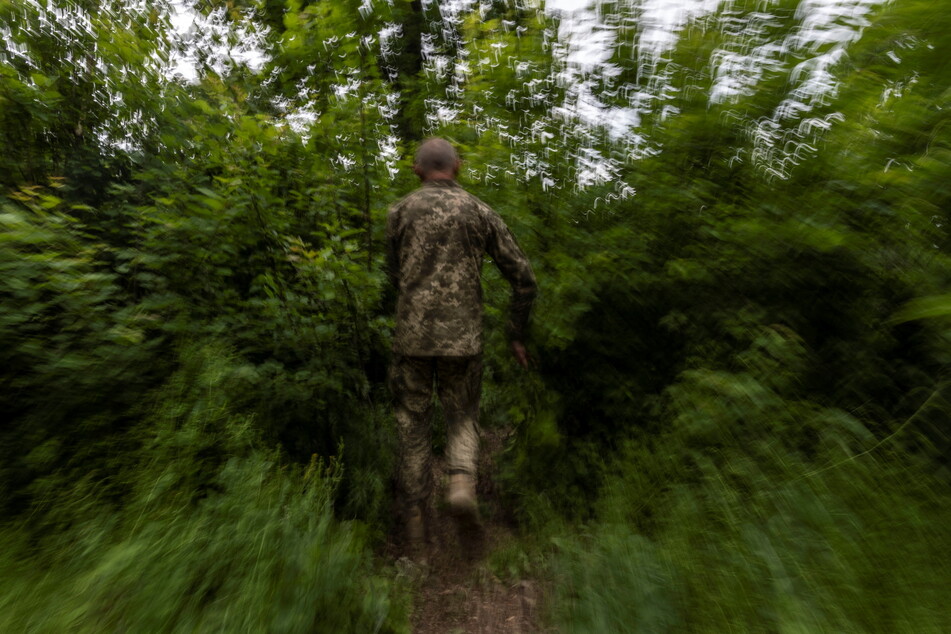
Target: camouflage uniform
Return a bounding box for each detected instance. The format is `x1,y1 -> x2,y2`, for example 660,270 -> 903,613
386,179 -> 536,504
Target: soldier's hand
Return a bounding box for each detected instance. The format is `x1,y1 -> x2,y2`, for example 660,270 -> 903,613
511,341 -> 531,369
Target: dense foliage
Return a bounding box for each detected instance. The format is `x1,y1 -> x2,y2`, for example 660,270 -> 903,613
2,0 -> 950,631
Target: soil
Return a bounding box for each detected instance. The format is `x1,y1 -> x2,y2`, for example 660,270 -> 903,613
386,426 -> 548,634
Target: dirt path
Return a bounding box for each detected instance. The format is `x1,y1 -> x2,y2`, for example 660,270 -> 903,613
389,427 -> 546,633
408,513 -> 540,633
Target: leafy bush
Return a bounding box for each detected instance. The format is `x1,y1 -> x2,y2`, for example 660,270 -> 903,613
0,343 -> 408,633
0,192 -> 167,513
548,334 -> 951,632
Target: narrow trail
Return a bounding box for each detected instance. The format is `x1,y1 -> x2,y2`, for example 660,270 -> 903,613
388,427 -> 547,633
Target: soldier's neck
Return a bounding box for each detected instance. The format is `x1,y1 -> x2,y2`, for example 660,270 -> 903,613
420,171 -> 457,182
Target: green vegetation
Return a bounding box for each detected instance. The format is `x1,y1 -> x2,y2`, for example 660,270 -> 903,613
0,344 -> 406,632
2,0 -> 950,631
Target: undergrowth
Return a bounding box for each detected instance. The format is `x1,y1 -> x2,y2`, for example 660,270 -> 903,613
532,331 -> 951,632
0,344 -> 409,633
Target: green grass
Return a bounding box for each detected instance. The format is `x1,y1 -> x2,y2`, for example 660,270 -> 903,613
543,342 -> 951,633
550,455 -> 951,633
0,344 -> 409,633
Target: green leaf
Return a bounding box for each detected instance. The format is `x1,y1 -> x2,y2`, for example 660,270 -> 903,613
892,294 -> 951,323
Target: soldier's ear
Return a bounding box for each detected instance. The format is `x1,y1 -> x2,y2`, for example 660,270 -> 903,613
413,164 -> 424,179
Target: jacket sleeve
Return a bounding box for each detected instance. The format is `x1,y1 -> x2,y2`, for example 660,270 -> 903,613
484,209 -> 537,342
385,208 -> 400,291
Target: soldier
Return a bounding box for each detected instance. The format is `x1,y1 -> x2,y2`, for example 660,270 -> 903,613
386,137 -> 536,561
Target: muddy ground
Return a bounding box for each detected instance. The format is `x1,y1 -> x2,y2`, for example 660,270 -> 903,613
385,426 -> 551,633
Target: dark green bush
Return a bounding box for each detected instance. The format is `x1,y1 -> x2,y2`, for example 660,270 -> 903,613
0,343 -> 408,633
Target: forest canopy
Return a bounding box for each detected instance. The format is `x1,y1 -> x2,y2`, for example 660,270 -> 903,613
2,0 -> 950,631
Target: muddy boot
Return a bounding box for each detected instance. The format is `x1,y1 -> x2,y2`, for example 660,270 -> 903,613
447,473 -> 478,519
447,473 -> 484,560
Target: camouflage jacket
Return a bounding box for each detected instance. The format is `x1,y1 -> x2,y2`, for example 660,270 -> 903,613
386,179 -> 537,356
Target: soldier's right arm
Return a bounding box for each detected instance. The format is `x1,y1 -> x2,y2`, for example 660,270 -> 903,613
385,207 -> 401,290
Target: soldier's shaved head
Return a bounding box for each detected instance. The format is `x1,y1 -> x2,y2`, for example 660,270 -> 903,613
414,137 -> 460,178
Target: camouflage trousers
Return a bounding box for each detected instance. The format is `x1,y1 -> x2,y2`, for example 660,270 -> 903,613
389,354 -> 482,505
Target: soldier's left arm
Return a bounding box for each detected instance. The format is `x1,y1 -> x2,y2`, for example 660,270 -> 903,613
483,209 -> 537,344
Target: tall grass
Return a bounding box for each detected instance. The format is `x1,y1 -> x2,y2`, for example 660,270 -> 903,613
0,344 -> 408,633
546,330 -> 951,632
551,454 -> 951,632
